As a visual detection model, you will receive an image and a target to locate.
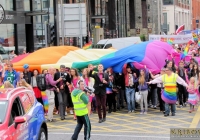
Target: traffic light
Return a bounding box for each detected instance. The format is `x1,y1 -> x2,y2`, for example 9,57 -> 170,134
50,25 -> 55,45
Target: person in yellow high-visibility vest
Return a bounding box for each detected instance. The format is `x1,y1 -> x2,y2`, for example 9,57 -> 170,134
71,80 -> 91,140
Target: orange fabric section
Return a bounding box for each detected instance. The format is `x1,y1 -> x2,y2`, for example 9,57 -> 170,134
13,46 -> 79,72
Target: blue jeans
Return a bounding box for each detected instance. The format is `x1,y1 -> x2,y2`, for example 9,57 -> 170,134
165,103 -> 176,115
125,87 -> 135,111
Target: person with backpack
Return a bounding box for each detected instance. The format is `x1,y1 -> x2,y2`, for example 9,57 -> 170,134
54,65 -> 71,120
45,67 -> 62,122
31,69 -> 43,105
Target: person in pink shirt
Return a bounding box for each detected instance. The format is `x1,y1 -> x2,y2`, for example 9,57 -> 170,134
45,67 -> 62,122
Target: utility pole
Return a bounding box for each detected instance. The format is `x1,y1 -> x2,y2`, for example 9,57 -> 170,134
61,0 -> 64,45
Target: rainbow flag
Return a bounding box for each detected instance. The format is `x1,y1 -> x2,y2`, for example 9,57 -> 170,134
41,91 -> 49,113
83,41 -> 92,50
198,38 -> 200,47
193,33 -> 198,41
160,38 -> 174,45
167,38 -> 174,45
181,40 -> 193,59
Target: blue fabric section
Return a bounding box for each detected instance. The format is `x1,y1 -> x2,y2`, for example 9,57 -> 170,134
101,41 -> 150,73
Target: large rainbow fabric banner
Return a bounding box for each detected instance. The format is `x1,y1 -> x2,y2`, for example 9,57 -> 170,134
13,41 -> 173,74
72,41 -> 173,74
198,38 -> 200,47
12,46 -> 116,72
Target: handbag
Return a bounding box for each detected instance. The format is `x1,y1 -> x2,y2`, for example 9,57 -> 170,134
135,91 -> 141,103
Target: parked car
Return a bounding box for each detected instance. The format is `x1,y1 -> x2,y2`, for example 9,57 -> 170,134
0,46 -> 9,60
0,87 -> 48,140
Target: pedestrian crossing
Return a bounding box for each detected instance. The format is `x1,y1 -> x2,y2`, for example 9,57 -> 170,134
47,105 -> 200,135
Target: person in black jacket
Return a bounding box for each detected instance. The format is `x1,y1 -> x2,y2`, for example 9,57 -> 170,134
23,64 -> 32,84
89,64 -> 109,123
54,65 -> 71,120
115,73 -> 125,110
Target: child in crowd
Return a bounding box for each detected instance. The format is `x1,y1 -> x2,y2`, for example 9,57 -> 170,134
187,77 -> 199,113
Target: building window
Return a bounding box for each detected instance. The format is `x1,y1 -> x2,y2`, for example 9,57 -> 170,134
42,15 -> 48,22
142,0 -> 147,28
147,4 -> 150,11
163,0 -> 174,5
43,0 -> 49,9
148,17 -> 150,23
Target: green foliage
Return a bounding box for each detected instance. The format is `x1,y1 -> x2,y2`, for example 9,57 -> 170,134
140,34 -> 146,42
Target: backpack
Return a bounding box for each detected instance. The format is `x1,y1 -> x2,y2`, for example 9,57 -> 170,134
36,74 -> 47,91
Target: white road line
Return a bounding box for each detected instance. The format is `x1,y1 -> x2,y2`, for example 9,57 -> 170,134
48,132 -> 170,139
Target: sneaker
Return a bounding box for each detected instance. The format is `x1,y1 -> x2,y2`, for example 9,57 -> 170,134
154,106 -> 157,109
144,111 -> 147,114
131,110 -> 135,113
98,119 -> 103,123
65,111 -> 68,116
164,114 -> 169,117
102,118 -> 106,122
70,110 -> 74,115
128,111 -> 131,113
179,105 -> 183,108
171,113 -> 175,116
189,110 -> 192,113
140,111 -> 144,114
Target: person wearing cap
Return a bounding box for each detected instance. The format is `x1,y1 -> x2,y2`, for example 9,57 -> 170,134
23,64 -> 32,84
54,65 -> 71,120
148,67 -> 188,117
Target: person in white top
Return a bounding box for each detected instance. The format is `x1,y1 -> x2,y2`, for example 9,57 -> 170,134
149,68 -> 166,113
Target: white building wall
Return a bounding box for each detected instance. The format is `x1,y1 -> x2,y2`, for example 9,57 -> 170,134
162,4 -> 191,34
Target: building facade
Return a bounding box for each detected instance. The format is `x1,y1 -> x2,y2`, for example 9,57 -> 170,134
0,0 -> 56,54
192,0 -> 200,29
161,0 -> 192,34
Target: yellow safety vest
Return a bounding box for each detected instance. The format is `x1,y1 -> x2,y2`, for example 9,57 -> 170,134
162,73 -> 177,93
71,91 -> 88,116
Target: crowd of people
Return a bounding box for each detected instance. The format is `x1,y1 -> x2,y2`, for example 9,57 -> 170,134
1,40 -> 200,140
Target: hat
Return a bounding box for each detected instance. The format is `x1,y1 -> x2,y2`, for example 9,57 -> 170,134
23,64 -> 29,69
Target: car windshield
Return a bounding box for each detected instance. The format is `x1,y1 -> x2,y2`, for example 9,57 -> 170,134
0,101 -> 8,124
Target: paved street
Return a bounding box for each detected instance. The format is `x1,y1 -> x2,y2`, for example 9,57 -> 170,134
47,105 -> 200,140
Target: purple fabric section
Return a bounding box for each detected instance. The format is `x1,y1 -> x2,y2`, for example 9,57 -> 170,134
161,94 -> 176,104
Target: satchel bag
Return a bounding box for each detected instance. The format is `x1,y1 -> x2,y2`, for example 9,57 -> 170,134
135,91 -> 141,103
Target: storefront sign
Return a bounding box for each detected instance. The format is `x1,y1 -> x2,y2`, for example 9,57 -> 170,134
149,34 -> 193,44
0,4 -> 5,24
1,11 -> 31,24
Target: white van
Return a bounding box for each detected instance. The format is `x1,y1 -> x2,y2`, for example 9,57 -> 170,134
93,37 -> 141,50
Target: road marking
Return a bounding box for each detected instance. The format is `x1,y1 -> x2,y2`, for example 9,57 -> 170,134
48,132 -> 170,139
189,106 -> 200,128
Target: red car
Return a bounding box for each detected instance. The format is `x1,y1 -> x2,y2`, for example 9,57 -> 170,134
0,87 -> 48,140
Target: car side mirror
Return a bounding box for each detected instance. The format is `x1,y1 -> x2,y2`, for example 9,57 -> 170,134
14,116 -> 26,129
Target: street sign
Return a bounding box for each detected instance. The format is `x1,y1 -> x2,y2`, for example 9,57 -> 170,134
58,3 -> 87,37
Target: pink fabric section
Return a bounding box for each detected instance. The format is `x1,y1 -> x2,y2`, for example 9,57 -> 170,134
133,41 -> 173,74
11,54 -> 30,63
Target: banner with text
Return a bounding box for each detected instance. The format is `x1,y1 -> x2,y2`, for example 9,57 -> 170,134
149,34 -> 193,44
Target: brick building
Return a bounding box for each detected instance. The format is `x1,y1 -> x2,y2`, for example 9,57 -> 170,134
192,0 -> 200,29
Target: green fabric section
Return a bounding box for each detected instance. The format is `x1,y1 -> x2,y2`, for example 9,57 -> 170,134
71,52 -> 115,70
